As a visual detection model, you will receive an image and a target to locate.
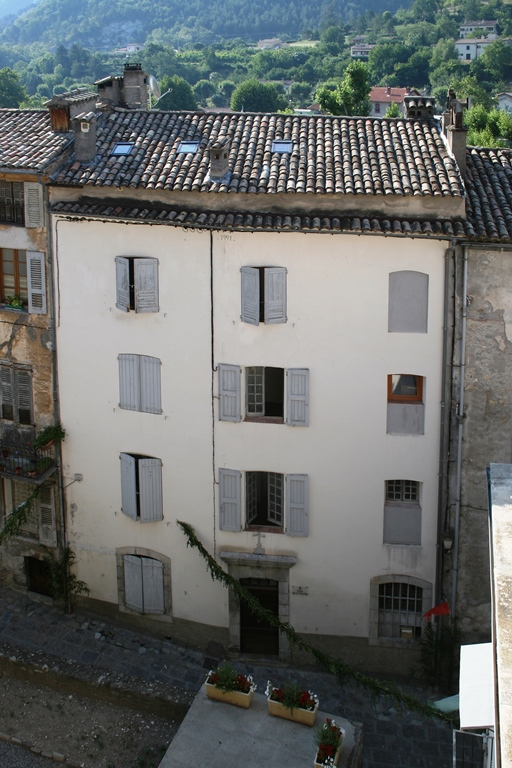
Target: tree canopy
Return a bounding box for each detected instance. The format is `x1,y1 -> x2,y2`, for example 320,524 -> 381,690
230,79 -> 287,112
316,61 -> 371,116
0,67 -> 26,107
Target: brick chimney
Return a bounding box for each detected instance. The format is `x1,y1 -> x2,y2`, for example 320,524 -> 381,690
403,94 -> 436,119
95,63 -> 148,109
71,112 -> 97,164
209,137 -> 232,182
444,89 -> 468,176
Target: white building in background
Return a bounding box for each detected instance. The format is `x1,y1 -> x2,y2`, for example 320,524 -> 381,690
455,36 -> 508,61
459,20 -> 497,38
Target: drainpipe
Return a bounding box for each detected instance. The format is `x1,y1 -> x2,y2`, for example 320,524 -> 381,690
451,245 -> 469,620
435,244 -> 454,603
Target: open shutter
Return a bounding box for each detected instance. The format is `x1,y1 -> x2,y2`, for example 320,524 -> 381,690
118,354 -> 141,411
139,458 -> 163,522
286,474 -> 308,537
241,267 -> 260,325
264,267 -> 287,324
218,364 -> 241,422
39,486 -> 57,546
219,468 -> 241,531
0,365 -> 14,420
15,369 -> 32,425
27,252 -> 46,315
24,183 -> 44,228
124,555 -> 144,612
134,258 -> 159,313
141,557 -> 164,614
120,453 -> 138,519
115,257 -> 130,312
286,368 -> 309,426
140,356 -> 162,414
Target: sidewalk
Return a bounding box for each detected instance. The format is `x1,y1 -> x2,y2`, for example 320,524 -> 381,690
0,587 -> 453,768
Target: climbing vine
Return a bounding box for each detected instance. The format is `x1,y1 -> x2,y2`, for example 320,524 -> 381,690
0,485 -> 42,543
177,520 -> 454,724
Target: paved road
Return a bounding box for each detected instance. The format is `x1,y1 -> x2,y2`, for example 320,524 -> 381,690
0,587 -> 453,768
0,741 -> 52,768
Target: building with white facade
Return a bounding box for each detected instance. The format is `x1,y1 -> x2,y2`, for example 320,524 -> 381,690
455,36 -> 508,61
459,20 -> 497,38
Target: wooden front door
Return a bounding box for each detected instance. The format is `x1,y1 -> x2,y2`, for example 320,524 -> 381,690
239,577 -> 279,655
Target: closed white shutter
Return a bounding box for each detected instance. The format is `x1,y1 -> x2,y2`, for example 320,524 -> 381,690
120,453 -> 138,519
286,368 -> 309,426
124,555 -> 144,612
24,183 -> 44,228
39,485 -> 57,546
115,257 -> 130,312
286,474 -> 308,536
27,252 -> 46,315
134,258 -> 159,313
118,354 -> 141,411
139,355 -> 162,414
218,364 -> 241,422
139,458 -> 163,522
219,468 -> 241,531
264,267 -> 287,324
141,557 -> 164,614
241,267 -> 260,325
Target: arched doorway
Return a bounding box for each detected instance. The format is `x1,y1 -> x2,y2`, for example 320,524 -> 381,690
240,577 -> 279,655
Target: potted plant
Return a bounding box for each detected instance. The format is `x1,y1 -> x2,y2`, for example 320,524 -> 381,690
36,457 -> 53,474
35,423 -> 66,449
5,295 -> 24,309
205,663 -> 256,708
313,718 -> 344,767
266,681 -> 319,726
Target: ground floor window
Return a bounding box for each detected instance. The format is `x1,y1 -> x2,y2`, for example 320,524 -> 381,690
124,554 -> 165,615
369,575 -> 431,645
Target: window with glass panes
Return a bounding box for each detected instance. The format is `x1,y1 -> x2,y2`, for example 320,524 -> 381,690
0,249 -> 27,304
378,582 -> 423,639
386,480 -> 419,503
0,181 -> 24,225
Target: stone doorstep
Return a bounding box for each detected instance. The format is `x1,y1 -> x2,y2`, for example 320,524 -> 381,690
160,686 -> 363,768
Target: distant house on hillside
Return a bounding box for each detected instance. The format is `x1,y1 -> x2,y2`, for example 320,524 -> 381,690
459,20 -> 497,38
114,43 -> 144,55
257,38 -> 285,50
497,92 -> 512,112
350,43 -> 376,60
370,87 -> 420,117
454,36 -> 507,61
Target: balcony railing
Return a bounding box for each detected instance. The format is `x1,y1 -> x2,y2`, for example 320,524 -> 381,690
0,436 -> 56,482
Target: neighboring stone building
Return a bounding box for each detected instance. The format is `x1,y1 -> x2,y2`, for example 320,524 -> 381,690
0,108 -> 74,593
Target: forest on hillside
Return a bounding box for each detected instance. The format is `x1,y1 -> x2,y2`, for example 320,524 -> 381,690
0,0 -> 407,48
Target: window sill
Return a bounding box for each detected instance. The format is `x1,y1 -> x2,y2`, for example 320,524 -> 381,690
244,416 -> 284,424
246,524 -> 284,534
0,305 -> 27,313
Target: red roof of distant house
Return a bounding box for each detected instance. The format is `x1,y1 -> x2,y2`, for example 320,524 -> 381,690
370,87 -> 419,104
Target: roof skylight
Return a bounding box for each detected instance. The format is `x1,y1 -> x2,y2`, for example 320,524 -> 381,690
111,142 -> 134,156
178,141 -> 200,154
272,140 -> 293,153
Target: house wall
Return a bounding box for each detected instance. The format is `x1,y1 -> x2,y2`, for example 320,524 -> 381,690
449,246 -> 512,641
53,214 -> 447,665
214,231 -> 446,639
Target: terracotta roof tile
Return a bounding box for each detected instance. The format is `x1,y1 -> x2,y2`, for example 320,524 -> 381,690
53,111 -> 464,200
0,110 -> 72,172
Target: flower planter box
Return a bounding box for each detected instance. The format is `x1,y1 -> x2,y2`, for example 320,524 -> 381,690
267,698 -> 319,726
205,682 -> 254,709
314,745 -> 341,767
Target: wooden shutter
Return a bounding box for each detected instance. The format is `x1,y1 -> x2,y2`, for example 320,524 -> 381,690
134,258 -> 159,313
15,369 -> 32,425
27,252 -> 46,315
124,555 -> 144,612
118,354 -> 141,411
115,257 -> 130,312
219,468 -> 241,531
286,368 -> 309,426
218,364 -> 241,422
39,485 -> 57,546
141,557 -> 164,614
139,458 -> 163,522
286,474 -> 308,536
0,365 -> 14,420
241,267 -> 260,325
268,472 -> 283,525
246,471 -> 257,523
120,453 -> 138,519
24,182 -> 44,228
140,356 -> 162,414
264,267 -> 287,324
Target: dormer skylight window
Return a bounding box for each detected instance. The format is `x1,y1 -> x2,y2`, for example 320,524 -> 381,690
272,140 -> 293,153
111,142 -> 134,156
178,141 -> 199,154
